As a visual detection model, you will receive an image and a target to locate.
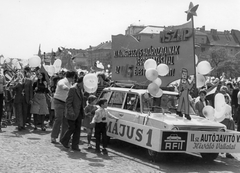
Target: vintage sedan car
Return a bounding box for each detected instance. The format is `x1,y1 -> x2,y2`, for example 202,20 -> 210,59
99,86 -> 227,161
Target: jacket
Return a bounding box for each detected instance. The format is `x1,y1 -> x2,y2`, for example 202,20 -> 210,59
65,83 -> 86,121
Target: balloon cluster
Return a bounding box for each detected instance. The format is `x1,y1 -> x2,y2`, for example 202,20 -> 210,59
202,93 -> 226,122
83,73 -> 98,93
195,55 -> 212,88
43,59 -> 62,77
144,59 -> 169,98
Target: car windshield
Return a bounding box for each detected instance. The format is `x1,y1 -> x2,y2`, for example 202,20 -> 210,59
141,92 -> 196,115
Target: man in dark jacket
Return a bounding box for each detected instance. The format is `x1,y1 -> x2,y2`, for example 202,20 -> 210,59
60,77 -> 86,151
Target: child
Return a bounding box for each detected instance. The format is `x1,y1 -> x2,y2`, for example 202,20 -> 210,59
91,98 -> 118,154
84,95 -> 98,149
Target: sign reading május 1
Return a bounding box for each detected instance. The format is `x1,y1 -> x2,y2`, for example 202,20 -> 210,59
107,119 -> 240,153
111,21 -> 195,87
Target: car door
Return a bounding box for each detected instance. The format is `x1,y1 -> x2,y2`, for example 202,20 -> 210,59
121,92 -> 142,123
107,90 -> 126,119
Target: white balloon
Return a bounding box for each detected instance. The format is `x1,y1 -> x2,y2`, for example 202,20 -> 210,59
48,65 -> 55,77
197,61 -> 212,75
145,68 -> 158,81
147,82 -> 159,96
4,57 -> 11,63
202,105 -> 215,121
144,59 -> 157,70
153,77 -> 162,87
84,85 -> 97,93
53,59 -> 62,73
214,107 -> 226,122
150,88 -> 163,98
195,54 -> 198,64
196,74 -> 205,88
214,93 -> 226,112
29,56 -> 41,68
156,64 -> 169,76
83,73 -> 98,89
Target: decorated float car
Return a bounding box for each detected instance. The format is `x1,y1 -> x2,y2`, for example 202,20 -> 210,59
99,85 -> 240,161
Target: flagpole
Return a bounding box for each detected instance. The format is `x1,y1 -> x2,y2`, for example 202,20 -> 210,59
191,16 -> 197,86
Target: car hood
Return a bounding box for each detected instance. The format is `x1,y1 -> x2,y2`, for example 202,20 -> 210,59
149,113 -> 226,131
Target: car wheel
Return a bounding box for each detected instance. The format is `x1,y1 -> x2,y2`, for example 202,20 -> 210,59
147,149 -> 158,162
200,153 -> 219,161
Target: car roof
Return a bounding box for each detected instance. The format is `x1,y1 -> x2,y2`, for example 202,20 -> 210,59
103,87 -> 179,96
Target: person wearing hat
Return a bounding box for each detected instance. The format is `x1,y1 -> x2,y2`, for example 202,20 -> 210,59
195,89 -> 209,118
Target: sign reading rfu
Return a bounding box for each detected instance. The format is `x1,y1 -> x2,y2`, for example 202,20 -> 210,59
107,119 -> 162,152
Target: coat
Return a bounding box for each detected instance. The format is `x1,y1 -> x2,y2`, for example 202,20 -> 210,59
65,83 -> 86,121
23,78 -> 33,104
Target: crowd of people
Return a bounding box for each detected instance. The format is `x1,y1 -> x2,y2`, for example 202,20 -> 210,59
1,66 -> 240,155
0,66 -> 117,153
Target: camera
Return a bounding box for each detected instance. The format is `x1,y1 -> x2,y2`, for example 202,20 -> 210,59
102,117 -> 106,121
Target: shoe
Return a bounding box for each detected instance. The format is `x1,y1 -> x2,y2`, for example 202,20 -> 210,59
226,153 -> 234,159
102,148 -> 108,155
51,138 -> 59,144
72,147 -> 80,151
60,140 -> 70,149
87,144 -> 93,149
185,114 -> 191,120
95,149 -> 101,153
176,111 -> 183,117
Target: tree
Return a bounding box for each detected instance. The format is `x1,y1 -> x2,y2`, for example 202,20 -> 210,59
198,47 -> 238,78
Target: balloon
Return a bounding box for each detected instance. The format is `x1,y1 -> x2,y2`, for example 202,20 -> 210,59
53,59 -> 62,73
156,63 -> 169,76
145,68 -> 158,81
20,59 -> 29,67
144,59 -> 157,70
4,57 -> 11,63
47,65 -> 55,77
150,88 -> 163,98
153,77 -> 162,87
197,61 -> 212,75
214,93 -> 226,112
147,83 -> 159,96
202,105 -> 215,121
195,54 -> 198,64
214,107 -> 226,123
84,85 -> 97,94
15,62 -> 21,69
12,59 -> 18,67
196,74 -> 206,88
83,73 -> 98,89
29,56 -> 41,68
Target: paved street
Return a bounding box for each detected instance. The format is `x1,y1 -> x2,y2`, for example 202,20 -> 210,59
1,124 -> 240,173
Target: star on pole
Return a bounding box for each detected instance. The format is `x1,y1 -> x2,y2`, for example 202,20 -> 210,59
185,2 -> 199,21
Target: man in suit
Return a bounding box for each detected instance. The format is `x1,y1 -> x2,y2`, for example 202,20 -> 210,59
22,67 -> 33,126
60,77 -> 86,151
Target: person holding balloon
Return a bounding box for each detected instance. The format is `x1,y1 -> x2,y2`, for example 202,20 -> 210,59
51,71 -> 76,144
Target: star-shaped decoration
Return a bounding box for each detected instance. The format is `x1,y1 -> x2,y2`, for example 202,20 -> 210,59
185,2 -> 199,21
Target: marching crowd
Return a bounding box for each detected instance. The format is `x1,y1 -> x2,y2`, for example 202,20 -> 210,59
1,66 -> 240,155
0,67 -> 117,154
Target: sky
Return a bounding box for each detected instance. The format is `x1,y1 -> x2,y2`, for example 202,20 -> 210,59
0,0 -> 240,59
